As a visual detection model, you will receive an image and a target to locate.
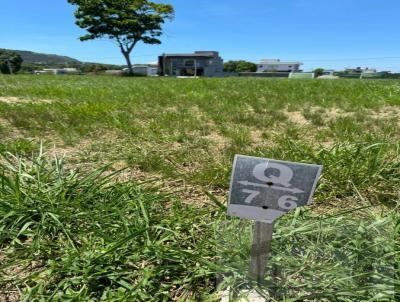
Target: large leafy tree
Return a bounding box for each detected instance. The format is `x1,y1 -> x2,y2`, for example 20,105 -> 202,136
0,50 -> 23,74
68,0 -> 174,74
224,60 -> 257,73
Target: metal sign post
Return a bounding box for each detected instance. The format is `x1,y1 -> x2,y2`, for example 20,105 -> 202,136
249,221 -> 274,283
228,155 -> 322,283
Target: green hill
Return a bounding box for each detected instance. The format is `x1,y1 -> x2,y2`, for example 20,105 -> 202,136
1,49 -> 125,72
1,49 -> 81,65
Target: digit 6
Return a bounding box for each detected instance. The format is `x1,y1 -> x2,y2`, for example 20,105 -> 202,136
278,195 -> 298,210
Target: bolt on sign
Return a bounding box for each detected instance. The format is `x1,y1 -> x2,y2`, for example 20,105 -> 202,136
228,155 -> 323,223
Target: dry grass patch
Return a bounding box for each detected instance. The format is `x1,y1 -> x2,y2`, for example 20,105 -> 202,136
283,109 -> 309,125
0,118 -> 23,139
308,105 -> 400,121
0,96 -> 53,105
369,105 -> 400,121
250,129 -> 264,144
165,106 -> 179,113
111,160 -> 226,206
48,138 -> 93,158
0,291 -> 19,302
0,257 -> 44,302
0,118 -> 9,127
203,132 -> 230,152
322,107 -> 353,119
111,160 -> 162,182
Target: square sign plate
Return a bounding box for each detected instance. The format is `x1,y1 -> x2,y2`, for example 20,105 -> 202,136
228,155 -> 323,223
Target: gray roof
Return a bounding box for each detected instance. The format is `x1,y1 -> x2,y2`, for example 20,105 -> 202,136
161,51 -> 219,58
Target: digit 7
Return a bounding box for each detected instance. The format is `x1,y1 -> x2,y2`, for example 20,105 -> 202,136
242,189 -> 260,204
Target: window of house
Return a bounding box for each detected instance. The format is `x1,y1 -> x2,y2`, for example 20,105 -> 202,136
184,60 -> 195,67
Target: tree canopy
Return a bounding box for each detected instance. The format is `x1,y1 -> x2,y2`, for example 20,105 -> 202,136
0,50 -> 23,74
223,60 -> 257,73
313,68 -> 324,77
68,0 -> 174,74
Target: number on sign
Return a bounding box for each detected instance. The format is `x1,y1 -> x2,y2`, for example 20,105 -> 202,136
242,189 -> 260,204
278,195 -> 298,210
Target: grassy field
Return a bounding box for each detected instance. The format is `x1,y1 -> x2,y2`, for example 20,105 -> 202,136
0,75 -> 399,301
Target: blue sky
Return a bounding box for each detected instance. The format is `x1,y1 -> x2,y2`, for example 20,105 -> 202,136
1,0 -> 400,71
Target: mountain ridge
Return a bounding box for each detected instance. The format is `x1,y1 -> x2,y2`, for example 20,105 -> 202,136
1,48 -> 81,65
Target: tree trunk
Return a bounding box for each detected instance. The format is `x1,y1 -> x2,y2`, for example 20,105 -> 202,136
6,60 -> 13,75
122,51 -> 133,75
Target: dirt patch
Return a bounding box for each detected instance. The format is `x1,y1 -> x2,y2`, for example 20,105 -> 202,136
170,141 -> 183,150
48,138 -> 93,158
312,105 -> 400,129
0,291 -> 19,302
189,105 -> 202,114
0,118 -> 8,126
323,107 -> 353,119
203,119 -> 216,128
112,161 -> 162,183
167,179 -> 226,206
244,104 -> 255,113
284,110 -> 309,125
0,118 -> 11,129
203,132 -> 230,152
0,258 -> 43,302
308,105 -> 400,121
369,106 -> 400,120
320,140 -> 335,148
250,129 -> 263,144
0,96 -> 53,105
167,105 -> 204,115
166,106 -> 179,113
110,160 -> 226,206
0,118 -> 24,139
306,106 -> 353,120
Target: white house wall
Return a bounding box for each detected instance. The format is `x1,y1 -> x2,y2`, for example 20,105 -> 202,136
257,64 -> 301,73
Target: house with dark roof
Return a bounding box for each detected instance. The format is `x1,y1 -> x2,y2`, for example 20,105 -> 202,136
158,51 -> 224,77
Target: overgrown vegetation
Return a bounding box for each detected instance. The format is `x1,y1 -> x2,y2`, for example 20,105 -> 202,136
0,75 -> 399,301
0,152 -> 397,301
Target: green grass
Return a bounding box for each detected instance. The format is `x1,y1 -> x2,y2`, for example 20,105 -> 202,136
0,152 -> 219,301
0,75 -> 399,301
0,76 -> 399,189
0,152 -> 398,301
